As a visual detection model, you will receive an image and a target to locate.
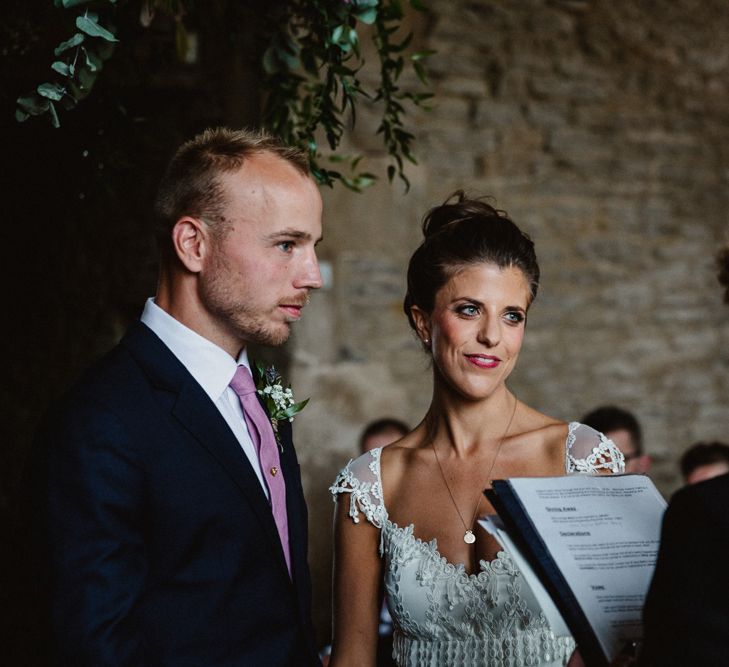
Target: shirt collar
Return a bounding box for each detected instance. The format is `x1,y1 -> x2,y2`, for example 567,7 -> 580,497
140,297 -> 250,402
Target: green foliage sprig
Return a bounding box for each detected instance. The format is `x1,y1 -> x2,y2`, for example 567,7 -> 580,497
16,0 -> 433,191
16,0 -> 119,128
262,0 -> 434,190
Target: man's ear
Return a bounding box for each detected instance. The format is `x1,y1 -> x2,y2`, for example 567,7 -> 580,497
171,217 -> 209,273
410,305 -> 431,347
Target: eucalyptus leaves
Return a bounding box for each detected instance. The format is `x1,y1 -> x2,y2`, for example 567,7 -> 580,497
262,0 -> 434,190
16,0 -> 433,190
16,1 -> 118,128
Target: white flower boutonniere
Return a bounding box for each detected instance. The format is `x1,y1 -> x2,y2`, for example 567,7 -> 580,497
254,362 -> 309,450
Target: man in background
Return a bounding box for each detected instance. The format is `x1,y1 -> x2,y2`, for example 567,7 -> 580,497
360,417 -> 410,454
679,440 -> 729,485
581,405 -> 651,474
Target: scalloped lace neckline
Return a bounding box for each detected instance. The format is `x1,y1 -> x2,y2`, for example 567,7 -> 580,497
383,516 -> 512,579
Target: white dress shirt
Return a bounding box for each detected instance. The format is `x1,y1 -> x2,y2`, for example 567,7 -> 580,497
140,297 -> 269,497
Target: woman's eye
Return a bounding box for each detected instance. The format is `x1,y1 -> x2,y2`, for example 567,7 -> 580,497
505,311 -> 525,324
457,304 -> 479,317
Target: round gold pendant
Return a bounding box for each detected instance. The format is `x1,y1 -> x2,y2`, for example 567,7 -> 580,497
464,530 -> 476,544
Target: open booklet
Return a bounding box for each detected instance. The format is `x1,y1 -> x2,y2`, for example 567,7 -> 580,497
481,474 -> 666,667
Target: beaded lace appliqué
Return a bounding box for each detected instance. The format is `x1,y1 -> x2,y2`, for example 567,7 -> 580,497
565,422 -> 624,474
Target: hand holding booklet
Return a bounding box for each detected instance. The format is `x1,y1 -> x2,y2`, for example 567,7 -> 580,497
482,474 -> 666,667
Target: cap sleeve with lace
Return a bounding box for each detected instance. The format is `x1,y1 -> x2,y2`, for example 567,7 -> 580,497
330,447 -> 387,528
566,421 -> 625,474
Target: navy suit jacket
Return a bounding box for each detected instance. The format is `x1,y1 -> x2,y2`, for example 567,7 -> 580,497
36,321 -> 320,666
639,473 -> 729,666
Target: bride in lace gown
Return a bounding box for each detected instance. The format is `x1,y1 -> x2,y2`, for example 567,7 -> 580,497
329,193 -> 623,667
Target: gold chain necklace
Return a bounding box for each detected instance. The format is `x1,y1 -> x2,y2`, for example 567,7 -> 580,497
430,394 -> 518,544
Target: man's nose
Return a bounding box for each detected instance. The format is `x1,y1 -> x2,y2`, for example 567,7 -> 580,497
295,249 -> 323,290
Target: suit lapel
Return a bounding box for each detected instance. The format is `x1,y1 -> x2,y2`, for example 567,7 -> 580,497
122,322 -> 290,578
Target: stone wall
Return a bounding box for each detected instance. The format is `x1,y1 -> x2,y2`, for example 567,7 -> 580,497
293,0 -> 729,645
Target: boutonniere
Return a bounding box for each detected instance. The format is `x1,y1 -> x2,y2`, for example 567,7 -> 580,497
254,362 -> 309,450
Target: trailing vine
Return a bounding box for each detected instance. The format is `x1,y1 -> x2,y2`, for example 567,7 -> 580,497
15,0 -> 433,191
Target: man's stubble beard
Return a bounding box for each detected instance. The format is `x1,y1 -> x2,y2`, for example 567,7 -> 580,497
200,253 -> 291,348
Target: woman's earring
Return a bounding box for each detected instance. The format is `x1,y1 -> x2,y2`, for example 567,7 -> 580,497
423,338 -> 430,345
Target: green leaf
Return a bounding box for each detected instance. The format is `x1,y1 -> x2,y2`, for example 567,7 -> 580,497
76,15 -> 118,42
83,47 -> 103,72
411,49 -> 436,61
282,398 -> 309,419
356,8 -> 378,24
48,102 -> 60,128
37,82 -> 65,101
77,65 -> 98,92
54,33 -> 85,56
413,61 -> 428,84
262,46 -> 279,74
51,61 -> 71,76
60,0 -> 95,7
17,95 -> 50,114
15,109 -> 29,122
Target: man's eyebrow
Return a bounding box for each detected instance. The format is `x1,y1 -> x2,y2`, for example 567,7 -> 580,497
267,228 -> 323,243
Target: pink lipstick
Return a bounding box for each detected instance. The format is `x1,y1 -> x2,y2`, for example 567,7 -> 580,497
465,354 -> 501,369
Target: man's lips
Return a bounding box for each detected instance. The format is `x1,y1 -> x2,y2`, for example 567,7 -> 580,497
465,354 -> 501,369
279,301 -> 308,319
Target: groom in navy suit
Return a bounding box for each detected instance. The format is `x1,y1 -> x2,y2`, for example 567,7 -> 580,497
36,128 -> 323,666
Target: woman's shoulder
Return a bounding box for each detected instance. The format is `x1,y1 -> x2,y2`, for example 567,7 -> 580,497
331,447 -> 383,492
330,448 -> 388,527
510,407 -> 622,473
565,421 -> 625,474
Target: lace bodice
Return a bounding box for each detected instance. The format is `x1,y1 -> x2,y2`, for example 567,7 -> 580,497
330,422 -> 624,667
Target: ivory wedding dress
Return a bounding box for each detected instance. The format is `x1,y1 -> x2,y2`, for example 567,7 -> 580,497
331,422 -> 624,667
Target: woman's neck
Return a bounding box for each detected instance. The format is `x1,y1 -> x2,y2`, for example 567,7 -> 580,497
425,383 -> 517,458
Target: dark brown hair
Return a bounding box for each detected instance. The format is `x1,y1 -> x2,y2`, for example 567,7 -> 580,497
581,405 -> 644,456
359,418 -> 410,454
680,441 -> 729,480
403,191 -> 540,332
153,127 -> 309,251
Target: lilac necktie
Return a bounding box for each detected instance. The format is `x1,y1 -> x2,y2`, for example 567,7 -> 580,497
229,365 -> 291,577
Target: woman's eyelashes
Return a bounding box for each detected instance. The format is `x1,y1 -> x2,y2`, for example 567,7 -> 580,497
453,303 -> 525,325
504,310 -> 525,324
455,303 -> 480,317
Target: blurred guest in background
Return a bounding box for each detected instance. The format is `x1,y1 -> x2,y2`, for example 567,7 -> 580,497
360,418 -> 410,454
679,441 -> 729,485
582,406 -> 651,474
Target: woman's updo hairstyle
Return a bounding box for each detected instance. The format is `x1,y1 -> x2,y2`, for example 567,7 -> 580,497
403,191 -> 540,332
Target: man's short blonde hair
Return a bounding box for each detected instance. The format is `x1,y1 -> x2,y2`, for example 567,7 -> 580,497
153,127 -> 310,251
